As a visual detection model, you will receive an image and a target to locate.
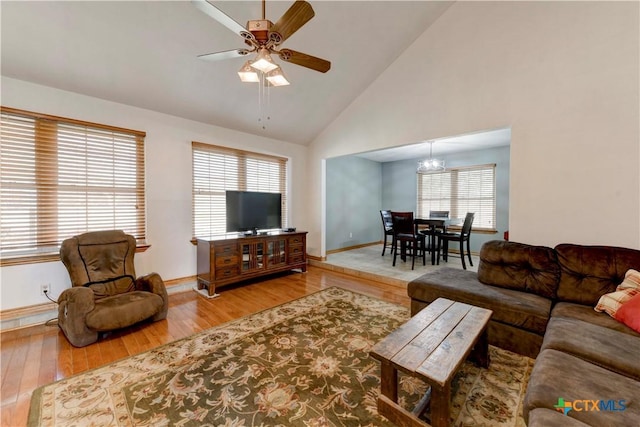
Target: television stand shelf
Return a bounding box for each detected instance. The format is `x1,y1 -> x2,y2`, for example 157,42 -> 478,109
196,231 -> 307,297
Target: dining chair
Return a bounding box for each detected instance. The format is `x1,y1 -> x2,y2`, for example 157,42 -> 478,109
420,210 -> 450,258
379,210 -> 395,256
438,212 -> 475,270
428,210 -> 450,234
429,210 -> 450,219
390,211 -> 426,270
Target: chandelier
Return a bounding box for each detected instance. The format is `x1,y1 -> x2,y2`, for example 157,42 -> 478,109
417,141 -> 445,173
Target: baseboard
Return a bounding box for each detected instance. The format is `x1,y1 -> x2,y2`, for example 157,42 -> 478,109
0,275 -> 198,333
326,241 -> 381,255
309,259 -> 407,290
445,248 -> 480,257
0,302 -> 59,334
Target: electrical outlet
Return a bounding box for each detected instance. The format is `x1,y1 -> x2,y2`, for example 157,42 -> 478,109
40,283 -> 50,295
349,232 -> 353,239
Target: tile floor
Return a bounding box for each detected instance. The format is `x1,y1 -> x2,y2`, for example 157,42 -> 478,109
321,243 -> 478,285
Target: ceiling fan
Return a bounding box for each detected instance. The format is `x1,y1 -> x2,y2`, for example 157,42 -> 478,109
192,0 -> 331,86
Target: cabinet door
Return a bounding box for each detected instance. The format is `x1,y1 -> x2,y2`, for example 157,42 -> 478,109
267,239 -> 287,268
241,242 -> 265,273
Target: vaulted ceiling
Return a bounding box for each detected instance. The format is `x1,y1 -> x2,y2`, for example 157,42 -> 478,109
1,1 -> 453,145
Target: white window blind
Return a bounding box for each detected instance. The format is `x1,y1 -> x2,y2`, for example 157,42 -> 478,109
1,107 -> 146,262
192,141 -> 287,237
417,164 -> 496,230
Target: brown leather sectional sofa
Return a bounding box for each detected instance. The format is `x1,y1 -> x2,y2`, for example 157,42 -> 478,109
407,240 -> 640,426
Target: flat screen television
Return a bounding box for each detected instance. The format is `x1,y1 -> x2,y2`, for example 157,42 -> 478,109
226,190 -> 282,233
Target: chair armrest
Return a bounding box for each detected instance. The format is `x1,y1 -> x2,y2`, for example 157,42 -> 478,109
135,272 -> 166,294
57,287 -> 98,347
58,286 -> 95,315
135,273 -> 169,320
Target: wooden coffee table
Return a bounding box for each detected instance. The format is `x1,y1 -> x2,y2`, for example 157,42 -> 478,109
370,298 -> 492,427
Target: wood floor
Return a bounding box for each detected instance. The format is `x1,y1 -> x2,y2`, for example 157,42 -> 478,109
0,266 -> 410,426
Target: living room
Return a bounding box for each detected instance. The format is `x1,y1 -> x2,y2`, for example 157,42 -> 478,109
1,1 -> 639,426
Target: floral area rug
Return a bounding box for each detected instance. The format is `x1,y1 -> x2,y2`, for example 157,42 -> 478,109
28,287 -> 534,426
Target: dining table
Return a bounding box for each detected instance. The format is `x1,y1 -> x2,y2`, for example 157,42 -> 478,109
414,217 -> 463,265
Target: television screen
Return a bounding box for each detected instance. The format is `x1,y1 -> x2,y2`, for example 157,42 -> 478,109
226,191 -> 282,233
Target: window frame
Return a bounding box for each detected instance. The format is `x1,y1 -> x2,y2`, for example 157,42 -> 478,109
416,163 -> 497,232
191,141 -> 288,241
0,107 -> 147,266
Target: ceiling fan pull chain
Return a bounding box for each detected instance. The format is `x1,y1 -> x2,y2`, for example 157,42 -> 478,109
258,73 -> 264,128
266,82 -> 271,123
258,72 -> 270,130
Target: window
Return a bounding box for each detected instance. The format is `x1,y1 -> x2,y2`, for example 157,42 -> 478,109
192,142 -> 287,237
0,107 -> 146,264
417,164 -> 496,231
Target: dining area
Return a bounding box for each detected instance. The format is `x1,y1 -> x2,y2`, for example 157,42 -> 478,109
380,210 -> 476,270
322,240 -> 479,286
324,139 -> 506,284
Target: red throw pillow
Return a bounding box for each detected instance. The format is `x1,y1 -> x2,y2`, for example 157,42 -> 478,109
614,293 -> 640,333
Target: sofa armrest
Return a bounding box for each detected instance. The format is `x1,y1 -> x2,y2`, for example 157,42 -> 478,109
135,272 -> 168,320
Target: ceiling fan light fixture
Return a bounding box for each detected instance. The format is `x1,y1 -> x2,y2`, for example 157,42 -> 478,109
238,60 -> 260,82
266,66 -> 290,86
250,48 -> 278,73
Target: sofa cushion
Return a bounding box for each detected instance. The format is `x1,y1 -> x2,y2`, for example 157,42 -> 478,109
86,291 -> 164,331
478,240 -> 560,299
524,349 -> 640,426
408,267 -> 552,334
555,244 -> 640,306
540,317 -> 640,381
551,302 -> 640,337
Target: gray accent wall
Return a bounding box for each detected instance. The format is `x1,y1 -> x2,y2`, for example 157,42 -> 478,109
326,156 -> 382,251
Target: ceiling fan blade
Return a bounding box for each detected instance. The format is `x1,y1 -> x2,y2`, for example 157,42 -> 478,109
198,48 -> 251,62
277,49 -> 330,73
192,0 -> 254,42
269,1 -> 315,45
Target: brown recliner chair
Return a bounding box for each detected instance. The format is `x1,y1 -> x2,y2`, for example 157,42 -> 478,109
58,230 -> 168,347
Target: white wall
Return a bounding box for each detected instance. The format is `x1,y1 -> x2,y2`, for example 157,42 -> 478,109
0,77 -> 308,311
307,1 -> 640,257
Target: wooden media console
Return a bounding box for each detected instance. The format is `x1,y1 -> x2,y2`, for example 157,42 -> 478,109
196,231 -> 307,297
